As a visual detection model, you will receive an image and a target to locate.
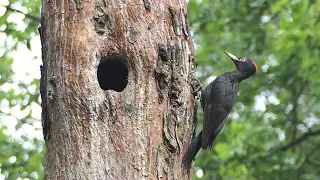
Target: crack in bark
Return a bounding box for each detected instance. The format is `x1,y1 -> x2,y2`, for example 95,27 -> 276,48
168,6 -> 180,36
143,0 -> 151,11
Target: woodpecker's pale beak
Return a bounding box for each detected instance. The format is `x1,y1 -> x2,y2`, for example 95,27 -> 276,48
224,51 -> 240,62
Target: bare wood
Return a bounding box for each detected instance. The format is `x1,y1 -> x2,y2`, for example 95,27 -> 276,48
40,0 -> 199,179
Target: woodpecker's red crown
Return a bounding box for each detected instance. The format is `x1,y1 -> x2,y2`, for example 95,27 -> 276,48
224,51 -> 258,75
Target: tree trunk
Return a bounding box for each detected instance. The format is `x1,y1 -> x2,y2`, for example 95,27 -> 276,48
40,0 -> 199,179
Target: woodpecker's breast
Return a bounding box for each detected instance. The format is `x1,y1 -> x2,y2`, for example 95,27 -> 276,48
223,80 -> 239,110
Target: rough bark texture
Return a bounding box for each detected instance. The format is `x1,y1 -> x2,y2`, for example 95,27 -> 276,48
40,0 -> 200,179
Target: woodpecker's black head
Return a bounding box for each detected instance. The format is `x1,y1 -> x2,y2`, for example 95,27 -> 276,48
224,51 -> 258,77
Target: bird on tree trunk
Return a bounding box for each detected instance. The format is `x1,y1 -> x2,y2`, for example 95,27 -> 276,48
182,51 -> 258,173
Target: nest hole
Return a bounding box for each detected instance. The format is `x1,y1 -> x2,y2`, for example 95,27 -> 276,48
97,55 -> 128,92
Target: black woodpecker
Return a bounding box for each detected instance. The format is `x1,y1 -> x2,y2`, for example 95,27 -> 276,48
182,51 -> 258,173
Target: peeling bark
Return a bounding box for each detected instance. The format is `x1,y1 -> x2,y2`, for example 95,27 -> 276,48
40,0 -> 200,179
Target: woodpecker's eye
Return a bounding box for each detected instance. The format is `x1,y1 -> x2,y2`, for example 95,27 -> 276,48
239,57 -> 246,62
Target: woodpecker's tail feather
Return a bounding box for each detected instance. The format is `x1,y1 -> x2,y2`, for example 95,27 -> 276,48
182,131 -> 202,174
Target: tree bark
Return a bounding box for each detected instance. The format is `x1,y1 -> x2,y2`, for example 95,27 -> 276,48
40,0 -> 199,179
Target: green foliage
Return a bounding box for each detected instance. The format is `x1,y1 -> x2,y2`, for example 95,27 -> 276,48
0,0 -> 44,179
188,0 -> 320,179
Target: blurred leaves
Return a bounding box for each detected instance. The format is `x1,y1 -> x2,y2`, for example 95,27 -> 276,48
0,0 -> 43,179
188,0 -> 320,179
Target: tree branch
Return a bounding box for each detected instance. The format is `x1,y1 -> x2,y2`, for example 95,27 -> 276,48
305,143 -> 320,167
280,130 -> 320,152
290,80 -> 308,144
306,157 -> 320,167
0,4 -> 40,22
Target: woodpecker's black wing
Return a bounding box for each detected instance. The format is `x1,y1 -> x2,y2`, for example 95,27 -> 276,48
201,75 -> 235,149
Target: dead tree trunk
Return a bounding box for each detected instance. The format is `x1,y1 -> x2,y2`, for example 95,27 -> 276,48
40,0 -> 199,179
